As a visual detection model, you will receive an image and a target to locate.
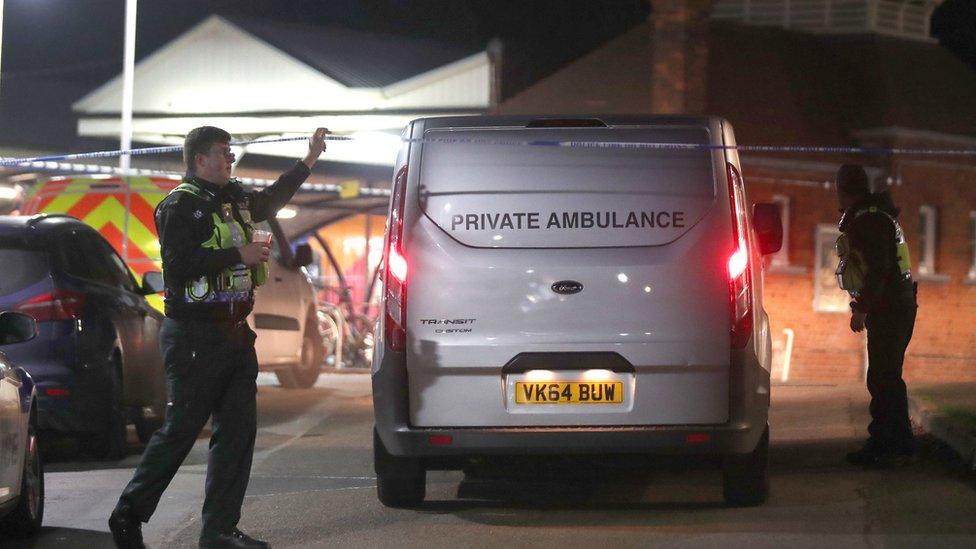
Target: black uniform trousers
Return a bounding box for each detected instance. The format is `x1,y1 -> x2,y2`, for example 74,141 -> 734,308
865,300 -> 917,455
117,316 -> 258,539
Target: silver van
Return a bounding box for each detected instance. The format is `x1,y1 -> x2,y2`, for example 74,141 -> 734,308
372,116 -> 783,507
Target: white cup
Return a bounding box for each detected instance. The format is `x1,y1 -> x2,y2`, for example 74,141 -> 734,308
252,229 -> 272,246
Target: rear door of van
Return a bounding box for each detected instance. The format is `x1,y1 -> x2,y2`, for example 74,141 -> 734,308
403,121 -> 733,427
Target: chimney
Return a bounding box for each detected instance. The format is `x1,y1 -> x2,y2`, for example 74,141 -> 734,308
487,37 -> 504,113
650,0 -> 714,114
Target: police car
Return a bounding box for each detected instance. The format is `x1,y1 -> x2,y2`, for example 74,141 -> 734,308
372,116 -> 783,507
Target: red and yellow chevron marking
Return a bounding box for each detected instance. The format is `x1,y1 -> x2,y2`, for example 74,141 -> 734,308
22,176 -> 180,312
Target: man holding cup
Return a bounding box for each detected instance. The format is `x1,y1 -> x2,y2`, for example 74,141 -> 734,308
109,127 -> 328,549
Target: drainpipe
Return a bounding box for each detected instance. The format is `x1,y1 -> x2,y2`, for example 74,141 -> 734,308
862,336 -> 870,383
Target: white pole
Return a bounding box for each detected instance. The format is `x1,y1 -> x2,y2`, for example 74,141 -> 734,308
120,0 -> 137,172
780,328 -> 795,383
0,0 -> 6,96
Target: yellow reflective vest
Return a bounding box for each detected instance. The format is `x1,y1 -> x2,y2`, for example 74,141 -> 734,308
835,206 -> 912,297
169,180 -> 268,304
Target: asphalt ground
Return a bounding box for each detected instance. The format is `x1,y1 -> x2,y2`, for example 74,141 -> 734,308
8,375 -> 976,549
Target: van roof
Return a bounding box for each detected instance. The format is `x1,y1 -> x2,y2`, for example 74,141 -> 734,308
414,114 -> 723,131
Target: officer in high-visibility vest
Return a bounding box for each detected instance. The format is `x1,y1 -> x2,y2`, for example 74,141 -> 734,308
834,164 -> 918,468
109,126 -> 328,549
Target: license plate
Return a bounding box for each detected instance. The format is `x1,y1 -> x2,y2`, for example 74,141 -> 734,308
514,381 -> 624,404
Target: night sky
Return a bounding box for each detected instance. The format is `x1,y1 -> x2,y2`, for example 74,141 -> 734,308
0,0 -> 650,148
1,0 -> 974,149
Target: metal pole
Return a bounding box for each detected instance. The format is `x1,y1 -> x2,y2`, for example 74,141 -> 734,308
120,0 -> 137,260
363,189 -> 372,314
0,0 -> 6,96
120,0 -> 137,172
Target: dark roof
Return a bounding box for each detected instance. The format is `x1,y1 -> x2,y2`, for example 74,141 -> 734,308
500,21 -> 655,116
501,21 -> 976,144
708,22 -> 976,146
222,15 -> 479,88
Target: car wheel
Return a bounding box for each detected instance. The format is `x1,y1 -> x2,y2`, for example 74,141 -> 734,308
81,362 -> 127,460
0,406 -> 45,537
374,428 -> 425,508
723,424 -> 769,507
276,315 -> 323,389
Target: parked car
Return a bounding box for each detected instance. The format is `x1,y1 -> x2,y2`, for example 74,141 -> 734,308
21,176 -> 324,389
250,220 -> 323,388
0,214 -> 167,458
0,311 -> 43,537
372,115 -> 783,507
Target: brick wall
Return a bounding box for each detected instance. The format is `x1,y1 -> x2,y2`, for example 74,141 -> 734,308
744,155 -> 976,383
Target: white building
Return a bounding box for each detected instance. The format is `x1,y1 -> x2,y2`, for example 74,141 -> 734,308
74,14 -> 498,167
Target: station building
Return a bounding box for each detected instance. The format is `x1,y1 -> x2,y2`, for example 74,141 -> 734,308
501,0 -> 976,382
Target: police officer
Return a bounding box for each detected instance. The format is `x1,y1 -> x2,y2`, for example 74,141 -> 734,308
835,164 -> 918,468
109,126 -> 328,549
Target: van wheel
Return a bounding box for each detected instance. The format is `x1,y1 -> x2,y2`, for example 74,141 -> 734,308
374,429 -> 425,508
0,406 -> 44,538
723,425 -> 769,507
82,362 -> 127,460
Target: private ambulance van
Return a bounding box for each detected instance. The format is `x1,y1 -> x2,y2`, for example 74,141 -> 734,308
372,116 -> 783,507
22,175 -> 323,388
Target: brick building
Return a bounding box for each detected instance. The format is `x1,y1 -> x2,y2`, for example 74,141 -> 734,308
500,0 -> 976,382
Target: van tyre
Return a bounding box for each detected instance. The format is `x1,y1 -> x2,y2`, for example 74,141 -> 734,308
723,425 -> 769,507
0,407 -> 44,537
374,429 -> 425,508
276,315 -> 324,389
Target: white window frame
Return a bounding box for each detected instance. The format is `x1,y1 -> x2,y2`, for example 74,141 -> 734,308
813,224 -> 848,313
770,194 -> 790,268
917,205 -> 937,276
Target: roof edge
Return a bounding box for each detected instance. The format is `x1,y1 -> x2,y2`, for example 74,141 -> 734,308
854,126 -> 976,147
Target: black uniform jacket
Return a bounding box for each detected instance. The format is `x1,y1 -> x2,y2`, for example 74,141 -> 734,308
155,161 -> 311,321
838,191 -> 915,315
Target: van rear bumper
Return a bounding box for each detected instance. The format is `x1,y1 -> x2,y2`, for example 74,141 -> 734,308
377,423 -> 763,458
372,344 -> 770,459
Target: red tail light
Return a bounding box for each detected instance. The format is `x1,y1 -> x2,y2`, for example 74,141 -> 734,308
15,289 -> 86,322
384,166 -> 408,352
726,163 -> 753,349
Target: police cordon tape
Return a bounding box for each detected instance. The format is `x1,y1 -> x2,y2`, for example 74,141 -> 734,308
4,134 -> 976,169
3,134 -> 976,196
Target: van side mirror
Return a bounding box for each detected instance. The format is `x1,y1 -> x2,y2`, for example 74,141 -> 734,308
142,271 -> 165,294
0,311 -> 37,346
752,203 -> 783,256
293,244 -> 313,268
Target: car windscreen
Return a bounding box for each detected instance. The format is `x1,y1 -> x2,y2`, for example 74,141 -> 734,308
0,239 -> 50,296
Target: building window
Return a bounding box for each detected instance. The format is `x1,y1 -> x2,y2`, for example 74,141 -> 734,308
814,224 -> 848,313
917,205 -> 937,276
969,211 -> 976,282
769,194 -> 790,268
